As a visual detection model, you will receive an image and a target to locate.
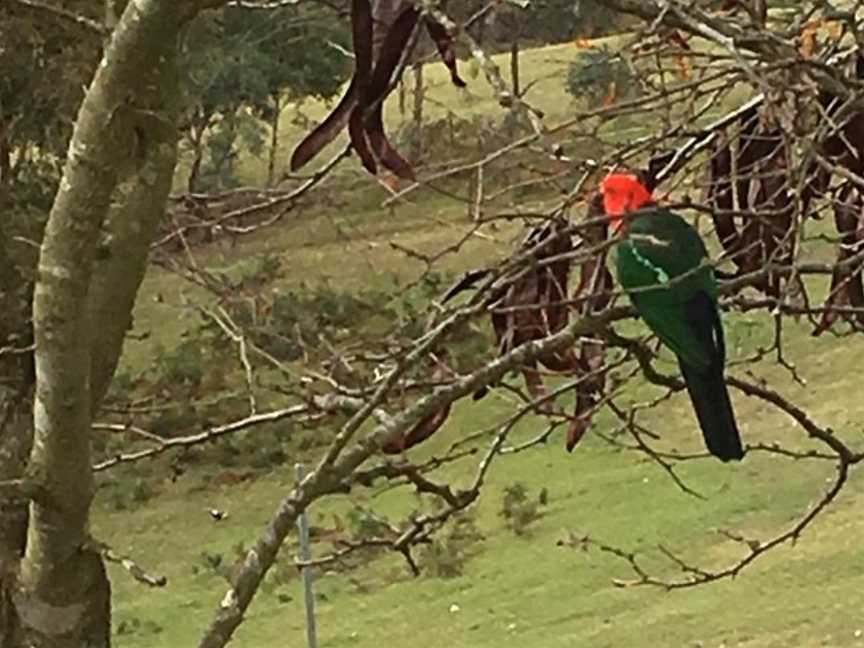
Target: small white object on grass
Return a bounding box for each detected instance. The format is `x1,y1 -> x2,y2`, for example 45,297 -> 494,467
208,508 -> 228,521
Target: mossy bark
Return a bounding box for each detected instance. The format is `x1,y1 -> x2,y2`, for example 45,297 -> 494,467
0,1 -> 212,646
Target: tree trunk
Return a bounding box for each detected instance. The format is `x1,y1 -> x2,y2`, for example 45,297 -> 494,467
510,38 -> 521,99
0,134 -> 10,184
411,60 -> 424,164
0,2 -> 199,646
187,118 -> 205,193
0,115 -> 17,184
210,116 -> 238,191
266,94 -> 282,187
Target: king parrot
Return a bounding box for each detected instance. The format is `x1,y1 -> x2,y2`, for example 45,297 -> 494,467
600,173 -> 744,462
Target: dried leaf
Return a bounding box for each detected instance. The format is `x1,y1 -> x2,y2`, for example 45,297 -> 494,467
292,0 -> 468,176
451,209 -> 610,452
488,218 -> 575,376
825,19 -> 843,42
348,105 -> 377,174
565,409 -> 590,451
707,134 -> 741,258
706,105 -> 793,296
379,172 -> 399,193
382,354 -> 454,453
566,338 -> 605,452
664,29 -> 691,50
799,20 -> 820,59
573,192 -> 613,315
814,183 -> 864,334
562,194 -> 613,452
381,403 -> 451,453
675,53 -> 692,80
602,81 -> 617,107
366,103 -> 416,179
367,5 -> 420,101
290,81 -> 358,172
353,0 -> 374,91
425,18 -> 466,88
290,0 -> 373,172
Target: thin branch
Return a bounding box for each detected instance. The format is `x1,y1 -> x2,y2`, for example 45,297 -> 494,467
9,0 -> 106,35
93,406 -> 308,472
0,478 -> 49,504
566,455 -> 854,589
102,546 -> 168,588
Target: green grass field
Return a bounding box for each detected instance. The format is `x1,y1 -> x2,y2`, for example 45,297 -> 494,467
98,36 -> 864,648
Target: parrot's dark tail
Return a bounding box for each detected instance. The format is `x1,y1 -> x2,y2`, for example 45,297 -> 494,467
679,361 -> 744,462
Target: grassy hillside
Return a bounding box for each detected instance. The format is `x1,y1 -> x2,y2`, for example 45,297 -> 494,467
100,36 -> 864,648
98,333 -> 864,647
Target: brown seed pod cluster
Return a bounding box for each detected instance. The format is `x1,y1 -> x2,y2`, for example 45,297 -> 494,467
291,0 -> 465,181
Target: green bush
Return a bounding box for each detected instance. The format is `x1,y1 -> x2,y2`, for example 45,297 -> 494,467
418,510 -> 484,578
214,270 -> 463,365
198,550 -> 231,582
500,482 -> 543,536
115,616 -> 163,637
566,46 -> 639,106
130,477 -> 157,505
157,339 -> 206,387
346,505 -> 393,541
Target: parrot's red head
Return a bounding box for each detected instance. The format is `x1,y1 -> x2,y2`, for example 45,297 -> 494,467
600,173 -> 653,231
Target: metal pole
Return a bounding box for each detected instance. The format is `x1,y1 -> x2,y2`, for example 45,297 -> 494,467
295,463 -> 318,648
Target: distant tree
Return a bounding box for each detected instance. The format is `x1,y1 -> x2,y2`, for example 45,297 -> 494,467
181,5 -> 351,191
566,45 -> 639,105
478,0 -> 623,47
570,0 -> 621,37
0,2 -> 99,181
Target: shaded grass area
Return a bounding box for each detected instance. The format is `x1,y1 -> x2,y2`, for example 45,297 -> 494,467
101,37 -> 864,648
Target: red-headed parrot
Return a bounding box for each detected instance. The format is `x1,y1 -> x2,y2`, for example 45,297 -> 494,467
601,173 -> 744,462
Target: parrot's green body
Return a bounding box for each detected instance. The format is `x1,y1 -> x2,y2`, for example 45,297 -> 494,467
616,207 -> 744,461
